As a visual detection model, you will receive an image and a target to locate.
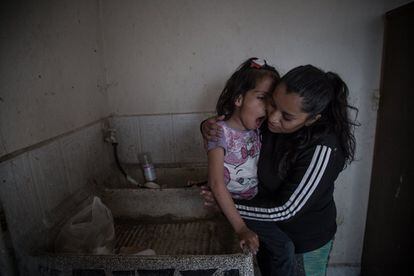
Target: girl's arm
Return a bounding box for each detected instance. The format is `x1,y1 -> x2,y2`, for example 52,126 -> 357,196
208,148 -> 259,253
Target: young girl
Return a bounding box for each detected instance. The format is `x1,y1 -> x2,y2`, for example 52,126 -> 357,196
206,57 -> 281,255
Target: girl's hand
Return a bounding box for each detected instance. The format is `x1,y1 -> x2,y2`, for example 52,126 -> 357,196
237,227 -> 259,255
201,184 -> 259,253
201,115 -> 225,141
199,185 -> 221,212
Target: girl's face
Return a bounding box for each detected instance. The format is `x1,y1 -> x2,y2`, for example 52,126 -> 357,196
266,83 -> 318,133
231,77 -> 273,130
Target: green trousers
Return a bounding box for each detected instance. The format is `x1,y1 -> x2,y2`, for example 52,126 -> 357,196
295,240 -> 333,276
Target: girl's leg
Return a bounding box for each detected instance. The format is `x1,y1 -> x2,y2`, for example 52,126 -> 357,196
245,220 -> 295,276
256,242 -> 272,276
295,240 -> 333,276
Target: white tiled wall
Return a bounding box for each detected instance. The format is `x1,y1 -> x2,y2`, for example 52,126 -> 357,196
60,128 -> 92,194
83,123 -> 112,177
29,141 -> 70,222
0,121 -> 111,252
0,156 -> 42,241
139,115 -> 174,163
110,117 -> 142,163
109,113 -> 213,164
172,113 -> 209,163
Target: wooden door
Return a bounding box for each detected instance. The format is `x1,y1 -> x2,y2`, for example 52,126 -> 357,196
361,2 -> 414,275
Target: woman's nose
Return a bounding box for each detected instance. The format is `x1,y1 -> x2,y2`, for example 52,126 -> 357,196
268,109 -> 281,124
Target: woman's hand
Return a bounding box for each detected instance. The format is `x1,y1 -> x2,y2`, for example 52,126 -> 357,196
237,226 -> 259,255
201,115 -> 225,141
199,185 -> 220,212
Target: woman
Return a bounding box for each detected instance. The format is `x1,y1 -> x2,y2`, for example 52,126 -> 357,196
201,64 -> 359,276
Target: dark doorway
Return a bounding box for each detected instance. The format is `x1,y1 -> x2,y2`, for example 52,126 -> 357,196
361,2 -> 414,275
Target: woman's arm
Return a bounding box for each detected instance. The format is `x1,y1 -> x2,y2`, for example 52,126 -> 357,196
200,115 -> 225,141
208,148 -> 259,253
235,144 -> 342,222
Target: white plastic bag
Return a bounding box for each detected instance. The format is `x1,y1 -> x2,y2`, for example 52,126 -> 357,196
54,196 -> 115,254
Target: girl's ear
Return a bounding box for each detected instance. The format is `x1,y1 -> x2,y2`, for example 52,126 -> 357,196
235,95 -> 243,107
305,114 -> 321,126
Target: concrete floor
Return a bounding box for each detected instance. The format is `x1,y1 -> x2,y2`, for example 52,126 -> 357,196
327,266 -> 360,276
254,264 -> 360,276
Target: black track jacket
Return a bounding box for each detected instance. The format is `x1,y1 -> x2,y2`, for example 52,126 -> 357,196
235,129 -> 345,253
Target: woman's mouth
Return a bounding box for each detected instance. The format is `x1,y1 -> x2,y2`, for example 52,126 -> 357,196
268,122 -> 281,132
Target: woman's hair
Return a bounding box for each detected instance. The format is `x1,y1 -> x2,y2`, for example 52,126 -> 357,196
216,57 -> 280,119
276,65 -> 359,177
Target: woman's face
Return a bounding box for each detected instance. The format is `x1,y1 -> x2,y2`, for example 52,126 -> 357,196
266,83 -> 316,133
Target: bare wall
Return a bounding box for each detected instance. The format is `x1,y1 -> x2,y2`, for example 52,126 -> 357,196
0,0 -> 108,155
102,0 -> 403,115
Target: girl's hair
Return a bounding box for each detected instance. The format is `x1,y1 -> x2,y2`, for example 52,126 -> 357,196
276,65 -> 359,177
216,57 -> 280,119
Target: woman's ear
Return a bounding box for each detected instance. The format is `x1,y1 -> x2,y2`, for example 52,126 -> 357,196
235,95 -> 243,107
305,114 -> 321,126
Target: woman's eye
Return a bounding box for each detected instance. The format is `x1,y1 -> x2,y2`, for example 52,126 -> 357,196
282,116 -> 292,122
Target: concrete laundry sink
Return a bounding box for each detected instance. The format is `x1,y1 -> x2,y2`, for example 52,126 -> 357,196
31,166 -> 254,276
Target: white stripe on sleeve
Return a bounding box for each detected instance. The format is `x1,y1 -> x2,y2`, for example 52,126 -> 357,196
236,145 -> 332,221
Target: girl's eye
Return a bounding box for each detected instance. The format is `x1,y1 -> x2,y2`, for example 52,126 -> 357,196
282,116 -> 292,122
257,95 -> 265,100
